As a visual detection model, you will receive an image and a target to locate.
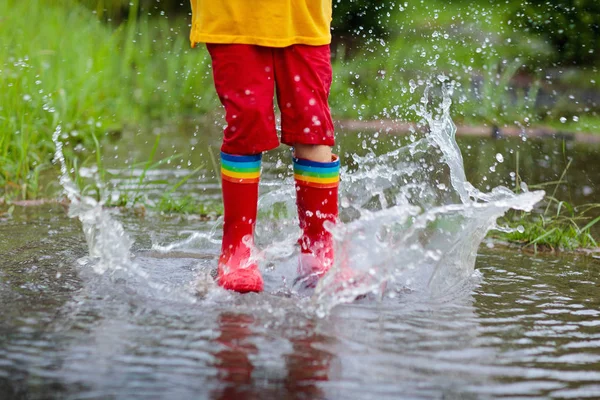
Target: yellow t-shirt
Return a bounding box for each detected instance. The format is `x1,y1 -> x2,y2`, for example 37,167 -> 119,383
189,0 -> 332,48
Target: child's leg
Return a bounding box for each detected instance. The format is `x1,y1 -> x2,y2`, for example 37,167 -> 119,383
218,152 -> 263,293
292,155 -> 340,286
273,44 -> 335,151
207,44 -> 280,293
273,45 -> 339,286
207,44 -> 279,155
294,144 -> 331,163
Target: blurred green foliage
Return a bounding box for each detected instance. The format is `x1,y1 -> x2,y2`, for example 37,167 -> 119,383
516,0 -> 600,66
331,0 -> 600,67
77,0 -> 184,20
331,1 -> 393,41
76,0 -> 600,68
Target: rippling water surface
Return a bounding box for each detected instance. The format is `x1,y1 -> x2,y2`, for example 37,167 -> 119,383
1,205 -> 599,399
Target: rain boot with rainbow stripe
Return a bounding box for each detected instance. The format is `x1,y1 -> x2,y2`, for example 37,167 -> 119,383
218,152 -> 263,293
293,154 -> 340,288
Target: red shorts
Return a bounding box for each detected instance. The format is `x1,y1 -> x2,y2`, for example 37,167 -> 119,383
206,44 -> 335,155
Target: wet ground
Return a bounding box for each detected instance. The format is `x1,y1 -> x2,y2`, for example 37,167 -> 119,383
1,126 -> 600,399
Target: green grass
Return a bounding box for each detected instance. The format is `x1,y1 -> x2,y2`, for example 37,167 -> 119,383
490,157 -> 599,252
491,199 -> 600,252
0,0 -> 216,200
156,194 -> 222,216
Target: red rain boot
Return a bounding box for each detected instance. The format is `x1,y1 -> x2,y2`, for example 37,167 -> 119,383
218,152 -> 263,293
293,155 -> 340,287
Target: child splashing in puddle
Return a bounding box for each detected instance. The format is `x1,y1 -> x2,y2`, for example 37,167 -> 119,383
190,1 -> 340,293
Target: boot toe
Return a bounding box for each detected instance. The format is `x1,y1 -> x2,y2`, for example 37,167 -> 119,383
218,266 -> 264,293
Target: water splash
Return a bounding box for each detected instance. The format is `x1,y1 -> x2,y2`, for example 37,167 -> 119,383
52,126 -> 198,302
53,82 -> 544,317
305,84 -> 545,315
52,126 -> 134,275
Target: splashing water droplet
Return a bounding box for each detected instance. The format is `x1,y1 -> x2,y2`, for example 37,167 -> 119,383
305,84 -> 544,315
52,126 -> 192,302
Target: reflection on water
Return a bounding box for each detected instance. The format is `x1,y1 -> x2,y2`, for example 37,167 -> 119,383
213,313 -> 257,398
212,313 -> 332,399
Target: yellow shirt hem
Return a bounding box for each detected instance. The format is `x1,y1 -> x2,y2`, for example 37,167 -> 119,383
190,33 -> 331,48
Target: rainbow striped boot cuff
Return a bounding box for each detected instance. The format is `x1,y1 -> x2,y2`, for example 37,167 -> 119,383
221,152 -> 262,184
293,154 -> 340,188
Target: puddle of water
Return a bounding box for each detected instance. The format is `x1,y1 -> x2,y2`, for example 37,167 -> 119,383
1,84 -> 599,398
1,205 -> 600,398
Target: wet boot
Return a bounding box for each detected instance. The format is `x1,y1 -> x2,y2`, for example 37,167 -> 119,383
218,152 -> 263,293
293,154 -> 340,287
